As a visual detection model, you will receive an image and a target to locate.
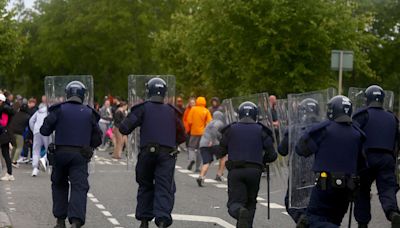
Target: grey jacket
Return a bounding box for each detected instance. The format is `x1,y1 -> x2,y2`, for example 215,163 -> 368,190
199,111 -> 226,148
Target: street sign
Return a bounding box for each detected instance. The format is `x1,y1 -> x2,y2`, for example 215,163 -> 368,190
331,50 -> 354,71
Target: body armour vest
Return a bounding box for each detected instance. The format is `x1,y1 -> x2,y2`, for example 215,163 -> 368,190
55,103 -> 93,147
313,121 -> 362,174
363,108 -> 397,152
140,102 -> 176,148
227,123 -> 264,165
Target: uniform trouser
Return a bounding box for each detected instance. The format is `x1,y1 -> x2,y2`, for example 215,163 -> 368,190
307,186 -> 351,228
284,187 -> 307,223
354,152 -> 400,224
135,151 -> 176,227
11,134 -> 24,162
52,150 -> 89,225
32,133 -> 49,169
1,143 -> 12,175
227,168 -> 262,228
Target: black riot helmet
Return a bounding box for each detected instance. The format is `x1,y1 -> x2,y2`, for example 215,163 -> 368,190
146,78 -> 167,102
65,81 -> 86,103
238,101 -> 258,121
365,85 -> 385,107
298,98 -> 320,123
327,95 -> 352,122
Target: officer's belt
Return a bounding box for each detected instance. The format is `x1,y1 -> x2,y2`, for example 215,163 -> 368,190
140,144 -> 177,155
55,145 -> 83,153
225,160 -> 263,171
315,171 -> 359,191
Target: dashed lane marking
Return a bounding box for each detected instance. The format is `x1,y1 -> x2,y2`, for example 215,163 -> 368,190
108,218 -> 120,225
102,211 -> 112,217
127,213 -> 235,228
177,169 -> 192,174
87,192 -> 122,227
96,204 -> 106,209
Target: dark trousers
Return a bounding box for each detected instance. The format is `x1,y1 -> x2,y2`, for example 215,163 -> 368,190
135,151 -> 176,227
307,186 -> 351,227
284,188 -> 306,223
1,143 -> 12,175
52,150 -> 89,225
354,152 -> 400,224
227,168 -> 262,228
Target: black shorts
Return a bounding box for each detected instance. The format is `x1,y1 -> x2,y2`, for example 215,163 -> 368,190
200,146 -> 225,164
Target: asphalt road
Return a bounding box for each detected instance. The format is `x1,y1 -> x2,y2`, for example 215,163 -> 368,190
0,148 -> 395,228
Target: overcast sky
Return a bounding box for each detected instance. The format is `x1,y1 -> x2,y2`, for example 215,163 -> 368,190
9,0 -> 35,9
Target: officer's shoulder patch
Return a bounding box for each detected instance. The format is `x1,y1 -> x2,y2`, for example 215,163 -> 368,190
48,103 -> 63,112
307,120 -> 330,135
168,104 -> 183,116
257,122 -> 273,136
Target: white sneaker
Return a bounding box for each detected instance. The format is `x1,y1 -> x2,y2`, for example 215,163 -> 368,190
0,173 -> 15,181
16,157 -> 26,164
32,168 -> 39,177
39,157 -> 47,172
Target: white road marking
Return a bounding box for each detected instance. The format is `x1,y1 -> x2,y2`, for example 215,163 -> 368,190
108,218 -> 120,225
6,192 -> 11,195
175,165 -> 182,169
177,169 -> 192,174
5,187 -> 10,190
90,198 -> 99,203
98,161 -> 105,165
96,204 -> 106,209
102,211 -> 112,217
87,193 -> 94,198
119,162 -> 127,165
127,213 -> 235,228
189,174 -> 200,178
215,184 -> 228,189
282,212 -> 289,216
9,208 -> 16,212
257,197 -> 265,201
7,202 -> 14,205
204,179 -> 217,183
260,202 -> 285,209
105,161 -> 112,165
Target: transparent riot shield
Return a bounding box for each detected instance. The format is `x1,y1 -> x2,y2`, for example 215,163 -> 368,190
44,75 -> 95,173
288,88 -> 337,209
275,99 -> 288,143
348,87 -> 394,112
44,75 -> 94,107
126,75 -> 176,170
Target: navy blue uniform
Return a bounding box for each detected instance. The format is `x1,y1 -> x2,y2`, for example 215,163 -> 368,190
220,120 -> 277,228
296,120 -> 365,227
353,107 -> 400,225
40,101 -> 102,225
119,101 -> 185,227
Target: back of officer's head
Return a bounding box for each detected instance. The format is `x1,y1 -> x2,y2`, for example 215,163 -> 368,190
327,95 -> 352,123
298,98 -> 320,123
65,81 -> 86,103
365,85 -> 385,108
146,77 -> 167,103
238,101 -> 258,121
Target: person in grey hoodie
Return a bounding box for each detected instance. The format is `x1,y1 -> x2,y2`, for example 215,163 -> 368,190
29,103 -> 50,177
196,111 -> 227,187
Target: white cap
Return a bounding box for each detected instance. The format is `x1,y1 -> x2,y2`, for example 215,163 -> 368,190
0,94 -> 6,102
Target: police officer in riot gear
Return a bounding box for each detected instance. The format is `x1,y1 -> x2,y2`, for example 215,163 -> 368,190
353,85 -> 400,228
296,95 -> 366,227
119,78 -> 185,228
220,101 -> 277,228
40,81 -> 102,228
278,98 -> 320,227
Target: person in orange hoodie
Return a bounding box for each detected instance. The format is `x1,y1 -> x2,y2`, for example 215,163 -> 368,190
183,98 -> 196,134
187,97 -> 212,172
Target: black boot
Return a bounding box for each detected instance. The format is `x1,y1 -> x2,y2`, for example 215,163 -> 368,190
390,212 -> 400,228
358,224 -> 368,228
70,218 -> 82,228
158,221 -> 167,228
140,220 -> 149,228
54,218 -> 66,228
237,207 -> 250,228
